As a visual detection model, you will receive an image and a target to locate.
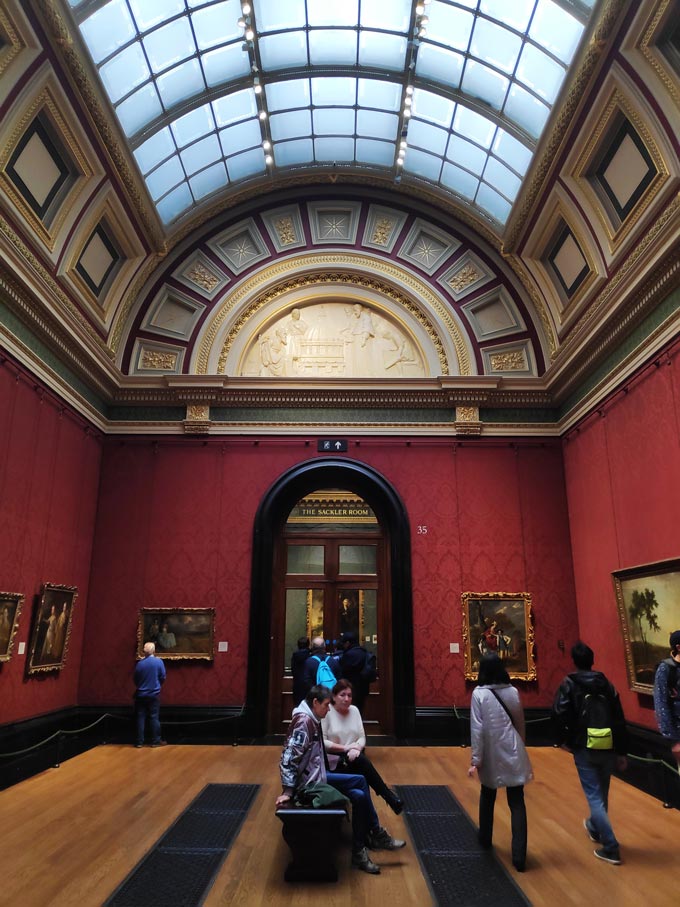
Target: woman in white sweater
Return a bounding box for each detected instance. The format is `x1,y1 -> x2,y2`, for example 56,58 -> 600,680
321,679 -> 403,814
467,652 -> 533,872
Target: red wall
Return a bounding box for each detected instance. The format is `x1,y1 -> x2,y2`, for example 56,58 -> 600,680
563,346 -> 680,730
80,436 -> 578,710
0,360 -> 102,725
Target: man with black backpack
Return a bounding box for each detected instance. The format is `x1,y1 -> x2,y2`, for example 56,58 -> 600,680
552,641 -> 628,865
653,629 -> 680,767
339,631 -> 376,713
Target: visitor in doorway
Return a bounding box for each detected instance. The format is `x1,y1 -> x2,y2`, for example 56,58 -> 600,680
301,636 -> 340,698
290,635 -> 310,706
339,630 -> 372,712
468,653 -> 532,872
133,641 -> 167,748
552,641 -> 628,865
276,684 -> 406,874
322,679 -> 403,814
653,629 -> 680,768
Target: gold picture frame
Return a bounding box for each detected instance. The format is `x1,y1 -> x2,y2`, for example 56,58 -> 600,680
613,557 -> 680,694
0,591 -> 23,662
137,608 -> 215,661
27,584 -> 77,674
462,591 -> 536,681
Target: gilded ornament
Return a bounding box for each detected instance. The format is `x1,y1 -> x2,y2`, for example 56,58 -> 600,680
371,218 -> 394,246
456,406 -> 479,422
275,217 -> 297,245
448,264 -> 481,293
141,350 -> 177,370
490,351 -> 526,371
185,262 -> 219,292
186,404 -> 210,421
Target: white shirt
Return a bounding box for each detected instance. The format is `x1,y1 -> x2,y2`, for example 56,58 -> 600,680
321,704 -> 366,769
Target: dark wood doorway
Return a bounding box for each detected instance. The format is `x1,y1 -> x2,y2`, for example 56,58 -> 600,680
269,526 -> 393,735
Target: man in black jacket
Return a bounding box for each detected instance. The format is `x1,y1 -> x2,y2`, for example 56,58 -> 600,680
339,631 -> 371,713
552,641 -> 628,865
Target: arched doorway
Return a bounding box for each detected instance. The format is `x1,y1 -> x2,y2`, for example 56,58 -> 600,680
246,458 -> 414,738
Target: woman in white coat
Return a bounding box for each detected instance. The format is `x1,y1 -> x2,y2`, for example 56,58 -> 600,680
467,652 -> 533,871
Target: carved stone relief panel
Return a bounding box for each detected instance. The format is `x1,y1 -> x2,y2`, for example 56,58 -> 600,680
237,301 -> 428,378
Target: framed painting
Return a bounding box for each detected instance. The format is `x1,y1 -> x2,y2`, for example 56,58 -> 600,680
462,591 -> 536,681
137,608 -> 215,660
0,591 -> 24,662
27,584 -> 77,674
613,557 -> 680,694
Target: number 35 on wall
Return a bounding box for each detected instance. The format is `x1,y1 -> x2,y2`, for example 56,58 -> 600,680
417,525 -> 428,535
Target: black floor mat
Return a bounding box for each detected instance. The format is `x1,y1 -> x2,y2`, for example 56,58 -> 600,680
396,785 -> 531,907
104,783 -> 259,907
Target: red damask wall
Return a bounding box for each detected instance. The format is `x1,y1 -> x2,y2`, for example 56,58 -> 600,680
563,347 -> 680,731
0,361 -> 102,725
79,436 -> 578,710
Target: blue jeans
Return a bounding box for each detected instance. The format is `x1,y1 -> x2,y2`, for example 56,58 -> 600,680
135,695 -> 161,745
327,772 -> 379,850
573,749 -> 618,852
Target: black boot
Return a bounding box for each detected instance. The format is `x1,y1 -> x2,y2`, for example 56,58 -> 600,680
383,788 -> 404,815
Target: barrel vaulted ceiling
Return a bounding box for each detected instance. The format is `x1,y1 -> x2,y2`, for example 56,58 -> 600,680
0,0 -> 678,435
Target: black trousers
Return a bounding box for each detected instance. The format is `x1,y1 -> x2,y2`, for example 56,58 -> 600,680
331,752 -> 391,801
478,784 -> 527,866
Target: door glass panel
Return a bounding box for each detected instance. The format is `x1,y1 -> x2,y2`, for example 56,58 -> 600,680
287,544 -> 324,574
339,544 -> 377,574
361,589 -> 378,669
284,588 -> 324,672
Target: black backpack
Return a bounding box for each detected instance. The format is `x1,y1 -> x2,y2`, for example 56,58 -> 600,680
360,650 -> 377,683
660,657 -> 679,703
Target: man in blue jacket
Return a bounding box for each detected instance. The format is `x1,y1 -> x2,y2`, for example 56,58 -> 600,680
134,641 -> 167,747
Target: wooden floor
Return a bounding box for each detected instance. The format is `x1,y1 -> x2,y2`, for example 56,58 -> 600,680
0,744 -> 675,907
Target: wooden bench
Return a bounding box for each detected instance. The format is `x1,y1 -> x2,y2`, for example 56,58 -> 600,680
275,806 -> 348,881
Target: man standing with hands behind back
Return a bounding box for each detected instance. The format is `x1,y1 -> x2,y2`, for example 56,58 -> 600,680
134,641 -> 167,748
653,629 -> 680,769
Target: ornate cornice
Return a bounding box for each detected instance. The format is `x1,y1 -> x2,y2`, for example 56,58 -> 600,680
35,0 -> 164,251
503,0 -> 628,252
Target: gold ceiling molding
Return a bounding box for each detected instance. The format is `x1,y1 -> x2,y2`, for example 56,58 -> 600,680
503,0 -> 627,253
639,0 -> 679,107
572,85 -> 670,253
0,84 -> 93,252
500,253 -> 557,360
195,253 -> 471,376
0,215 -> 113,357
0,3 -> 24,79
550,200 -> 680,396
36,0 -> 164,251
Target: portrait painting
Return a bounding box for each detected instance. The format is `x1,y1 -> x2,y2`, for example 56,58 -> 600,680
613,558 -> 680,693
462,591 -> 536,681
27,584 -> 77,674
137,608 -> 215,660
0,591 -> 23,662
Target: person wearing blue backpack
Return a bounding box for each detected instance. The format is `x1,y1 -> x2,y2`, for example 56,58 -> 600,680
301,636 -> 341,701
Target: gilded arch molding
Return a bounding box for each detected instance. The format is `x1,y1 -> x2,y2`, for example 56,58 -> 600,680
195,253 -> 472,377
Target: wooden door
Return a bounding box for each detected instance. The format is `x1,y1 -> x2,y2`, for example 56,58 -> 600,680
268,533 -> 392,734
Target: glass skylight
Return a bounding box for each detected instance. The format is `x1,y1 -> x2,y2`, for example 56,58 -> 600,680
66,0 -> 597,227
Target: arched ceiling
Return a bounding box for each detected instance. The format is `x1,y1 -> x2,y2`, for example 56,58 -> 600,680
64,0 -> 599,232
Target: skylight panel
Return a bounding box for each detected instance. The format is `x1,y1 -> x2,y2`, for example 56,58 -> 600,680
307,0 -> 358,28
80,0 -> 136,65
117,82 -> 162,136
492,129 -> 531,175
504,84 -> 550,139
270,110 -> 313,141
470,18 -> 522,75
447,134 -> 487,176
134,128 -> 175,174
308,30 -> 358,66
315,137 -> 355,161
257,0 -> 306,31
266,79 -> 311,111
356,109 -> 398,141
213,90 -> 258,126
356,138 -> 394,166
259,32 -> 308,69
157,60 -> 205,108
416,44 -> 464,89
313,108 -> 356,136
476,183 -> 512,221
157,183 -> 193,224
202,44 -> 251,88
411,89 -> 455,128
462,60 -> 509,111
274,139 -> 314,166
193,1 -> 242,50
452,106 -> 495,148
404,148 -> 442,182
481,0 -> 535,33
171,103 -> 215,147
441,162 -> 478,200
190,162 -> 229,199
311,77 -> 357,107
143,18 -> 194,74
484,157 -> 521,200
517,44 -> 565,103
357,79 -> 401,112
530,0 -> 585,64
226,147 -> 266,181
360,0 -> 411,31
99,42 -> 149,105
181,134 -> 222,175
146,156 -> 184,200
426,3 -> 474,54
128,0 -> 183,32
358,32 -> 408,70
219,118 -> 264,155
408,119 -> 449,156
